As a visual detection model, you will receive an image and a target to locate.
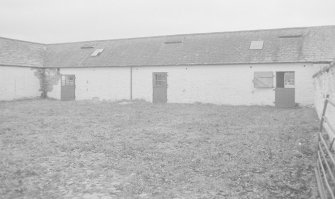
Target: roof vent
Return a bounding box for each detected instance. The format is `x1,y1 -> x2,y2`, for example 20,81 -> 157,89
164,36 -> 184,44
164,41 -> 183,44
91,49 -> 104,57
278,34 -> 303,38
81,45 -> 94,49
250,41 -> 264,50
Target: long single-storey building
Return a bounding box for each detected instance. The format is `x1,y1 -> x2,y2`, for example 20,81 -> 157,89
1,26 -> 335,107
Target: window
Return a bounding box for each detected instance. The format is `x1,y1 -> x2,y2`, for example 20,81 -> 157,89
276,71 -> 295,88
284,72 -> 295,88
61,75 -> 75,86
254,72 -> 273,88
250,41 -> 264,50
153,72 -> 167,87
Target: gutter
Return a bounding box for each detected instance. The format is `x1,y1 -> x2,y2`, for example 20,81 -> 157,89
1,61 -> 332,70
40,61 -> 332,69
0,64 -> 43,68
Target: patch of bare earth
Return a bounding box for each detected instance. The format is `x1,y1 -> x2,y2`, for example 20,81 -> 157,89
0,99 -> 319,198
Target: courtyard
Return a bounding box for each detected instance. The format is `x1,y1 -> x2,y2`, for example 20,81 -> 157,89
0,99 -> 319,198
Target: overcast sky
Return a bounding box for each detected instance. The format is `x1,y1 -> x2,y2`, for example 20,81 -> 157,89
0,0 -> 334,43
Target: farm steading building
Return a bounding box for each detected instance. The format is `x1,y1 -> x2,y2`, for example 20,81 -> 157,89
1,25 -> 335,107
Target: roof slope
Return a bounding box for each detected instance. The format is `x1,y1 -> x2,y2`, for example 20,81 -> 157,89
1,26 -> 335,68
0,37 -> 45,67
44,26 -> 335,68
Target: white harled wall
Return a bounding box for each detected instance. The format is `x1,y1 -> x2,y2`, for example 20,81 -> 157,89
132,63 -> 321,106
49,67 -> 131,101
313,64 -> 335,148
0,66 -> 40,100
48,63 -> 321,106
314,64 -> 335,117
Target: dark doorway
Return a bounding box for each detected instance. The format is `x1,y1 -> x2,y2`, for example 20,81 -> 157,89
275,71 -> 295,108
152,72 -> 167,104
61,75 -> 75,101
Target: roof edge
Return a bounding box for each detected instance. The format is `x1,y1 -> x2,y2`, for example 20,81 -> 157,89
1,24 -> 334,45
45,25 -> 335,45
0,64 -> 43,68
0,36 -> 45,45
313,65 -> 335,78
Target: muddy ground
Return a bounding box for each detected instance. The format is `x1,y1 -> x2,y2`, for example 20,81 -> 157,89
0,100 -> 319,198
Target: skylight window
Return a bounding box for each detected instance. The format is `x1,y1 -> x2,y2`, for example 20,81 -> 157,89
91,49 -> 104,57
250,41 -> 264,50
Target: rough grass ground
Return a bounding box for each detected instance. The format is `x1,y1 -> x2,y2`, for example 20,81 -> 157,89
0,99 -> 319,199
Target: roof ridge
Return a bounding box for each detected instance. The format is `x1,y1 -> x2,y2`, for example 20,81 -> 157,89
1,25 -> 334,45
45,25 -> 335,45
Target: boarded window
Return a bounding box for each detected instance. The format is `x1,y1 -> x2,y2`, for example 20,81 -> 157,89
254,72 -> 273,88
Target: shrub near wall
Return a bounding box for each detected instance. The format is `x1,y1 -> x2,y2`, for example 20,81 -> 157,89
34,68 -> 60,98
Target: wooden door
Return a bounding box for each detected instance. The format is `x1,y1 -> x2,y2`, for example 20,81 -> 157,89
275,71 -> 295,108
61,75 -> 75,100
152,72 -> 167,103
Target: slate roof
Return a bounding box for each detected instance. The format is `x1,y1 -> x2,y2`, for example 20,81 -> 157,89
1,25 -> 335,68
0,37 -> 45,67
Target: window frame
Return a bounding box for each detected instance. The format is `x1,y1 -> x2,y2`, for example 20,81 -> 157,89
153,72 -> 167,87
61,75 -> 75,86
